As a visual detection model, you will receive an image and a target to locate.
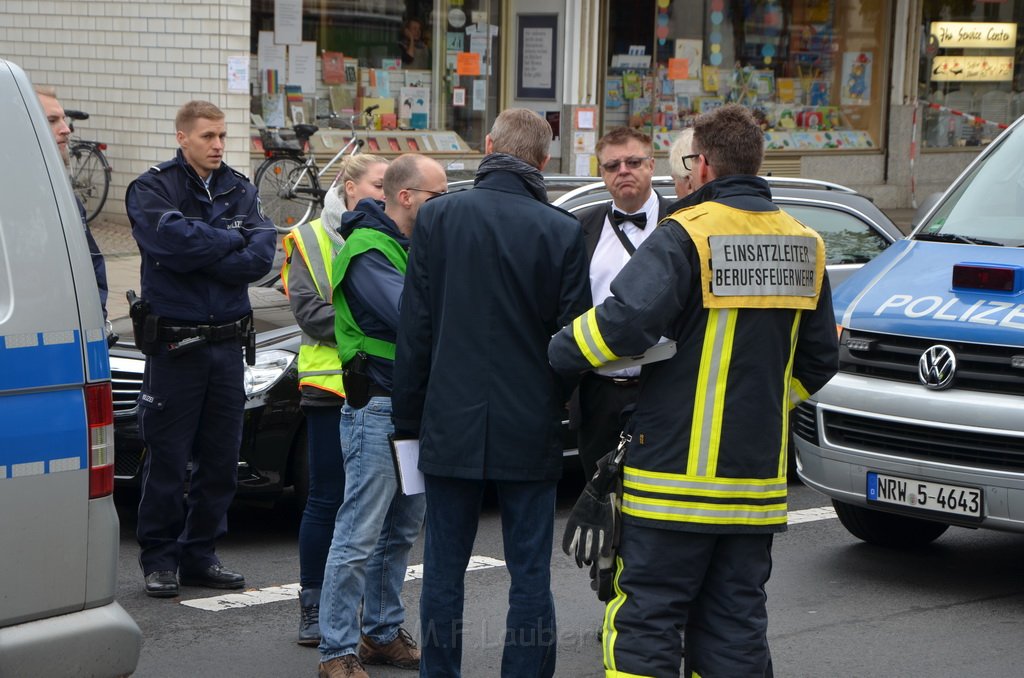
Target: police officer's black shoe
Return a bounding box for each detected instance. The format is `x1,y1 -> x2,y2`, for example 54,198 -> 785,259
144,570 -> 180,598
179,563 -> 245,590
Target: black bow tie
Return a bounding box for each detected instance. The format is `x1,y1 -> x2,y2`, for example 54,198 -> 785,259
609,208 -> 647,229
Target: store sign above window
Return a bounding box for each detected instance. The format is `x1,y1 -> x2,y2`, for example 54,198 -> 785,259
931,56 -> 1014,82
930,22 -> 1017,49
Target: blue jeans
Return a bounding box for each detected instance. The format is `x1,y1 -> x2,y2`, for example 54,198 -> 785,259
420,475 -> 557,678
298,405 -> 345,590
319,398 -> 425,660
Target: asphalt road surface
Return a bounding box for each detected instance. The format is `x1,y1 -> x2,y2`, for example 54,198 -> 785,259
114,478 -> 1024,677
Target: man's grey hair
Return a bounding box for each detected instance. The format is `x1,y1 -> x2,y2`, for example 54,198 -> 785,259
488,108 -> 550,169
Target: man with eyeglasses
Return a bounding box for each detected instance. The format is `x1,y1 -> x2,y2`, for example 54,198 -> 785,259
550,104 -> 838,677
572,127 -> 675,483
317,153 -> 447,678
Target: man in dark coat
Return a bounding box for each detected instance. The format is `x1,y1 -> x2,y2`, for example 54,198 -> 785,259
573,126 -> 675,481
392,108 -> 592,677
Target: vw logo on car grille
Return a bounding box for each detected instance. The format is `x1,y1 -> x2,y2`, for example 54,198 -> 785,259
918,344 -> 957,390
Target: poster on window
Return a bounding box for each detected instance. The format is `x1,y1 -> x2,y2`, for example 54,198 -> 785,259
841,52 -> 872,106
399,87 -> 430,128
516,14 -> 558,99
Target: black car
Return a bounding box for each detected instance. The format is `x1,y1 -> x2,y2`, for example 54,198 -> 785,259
109,286 -> 309,504
110,175 -> 901,505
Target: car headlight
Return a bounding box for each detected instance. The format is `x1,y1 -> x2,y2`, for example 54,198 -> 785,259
244,349 -> 295,397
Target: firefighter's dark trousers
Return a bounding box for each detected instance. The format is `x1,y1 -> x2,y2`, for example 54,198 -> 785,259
602,523 -> 775,678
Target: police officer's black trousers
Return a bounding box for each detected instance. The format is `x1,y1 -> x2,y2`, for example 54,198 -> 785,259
136,340 -> 244,574
603,523 -> 774,678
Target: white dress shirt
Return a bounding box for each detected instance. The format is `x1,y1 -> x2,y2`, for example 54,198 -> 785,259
589,191 -> 659,377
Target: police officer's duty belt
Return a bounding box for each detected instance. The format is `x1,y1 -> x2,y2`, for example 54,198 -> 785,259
158,319 -> 247,343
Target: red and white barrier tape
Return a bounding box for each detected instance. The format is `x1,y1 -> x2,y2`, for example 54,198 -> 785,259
922,101 -> 1010,130
909,105 -> 918,209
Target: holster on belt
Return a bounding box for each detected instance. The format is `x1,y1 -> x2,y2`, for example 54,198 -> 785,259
126,289 -> 161,356
342,351 -> 371,409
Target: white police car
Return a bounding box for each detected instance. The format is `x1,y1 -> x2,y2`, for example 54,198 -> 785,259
794,112 -> 1024,546
0,60 -> 141,675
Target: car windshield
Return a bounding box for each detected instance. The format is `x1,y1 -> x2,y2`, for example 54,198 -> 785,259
917,121 -> 1024,247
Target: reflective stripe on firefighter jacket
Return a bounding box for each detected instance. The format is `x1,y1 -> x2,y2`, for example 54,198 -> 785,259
331,227 -> 409,365
281,219 -> 346,396
549,196 -> 838,533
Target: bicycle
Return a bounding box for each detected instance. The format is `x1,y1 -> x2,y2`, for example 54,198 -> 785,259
64,110 -> 112,223
254,104 -> 379,232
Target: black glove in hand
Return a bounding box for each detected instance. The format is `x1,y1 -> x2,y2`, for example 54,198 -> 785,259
562,483 -> 617,568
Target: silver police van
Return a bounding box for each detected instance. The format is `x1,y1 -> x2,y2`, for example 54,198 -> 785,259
0,60 -> 141,676
795,113 -> 1024,547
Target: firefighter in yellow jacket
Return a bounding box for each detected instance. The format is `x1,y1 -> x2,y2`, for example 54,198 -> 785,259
549,105 -> 839,677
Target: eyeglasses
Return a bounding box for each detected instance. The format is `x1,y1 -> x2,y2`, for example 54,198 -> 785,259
680,154 -> 701,171
600,156 -> 651,173
406,187 -> 447,197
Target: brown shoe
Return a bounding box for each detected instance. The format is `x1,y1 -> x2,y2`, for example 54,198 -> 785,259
318,654 -> 368,678
358,627 -> 420,670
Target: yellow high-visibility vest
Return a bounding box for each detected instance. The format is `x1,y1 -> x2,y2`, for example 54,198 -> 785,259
281,220 -> 345,397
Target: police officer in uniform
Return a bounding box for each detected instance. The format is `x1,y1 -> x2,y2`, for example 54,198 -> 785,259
127,100 -> 277,598
550,104 -> 839,677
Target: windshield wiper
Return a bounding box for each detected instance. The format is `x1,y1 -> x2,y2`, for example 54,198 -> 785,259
915,232 -> 1004,246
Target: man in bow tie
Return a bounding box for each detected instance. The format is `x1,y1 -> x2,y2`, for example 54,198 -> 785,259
572,127 -> 677,480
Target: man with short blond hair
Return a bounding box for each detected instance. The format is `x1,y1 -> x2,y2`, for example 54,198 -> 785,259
127,100 -> 276,598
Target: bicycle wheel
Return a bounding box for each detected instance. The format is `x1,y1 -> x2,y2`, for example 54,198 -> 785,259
254,156 -> 319,231
69,143 -> 110,223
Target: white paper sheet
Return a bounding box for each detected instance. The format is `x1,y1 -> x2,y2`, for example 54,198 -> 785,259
595,340 -> 677,375
390,438 -> 425,495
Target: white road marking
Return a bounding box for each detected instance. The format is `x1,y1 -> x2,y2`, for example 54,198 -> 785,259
404,555 -> 506,581
181,583 -> 301,611
180,556 -> 507,612
180,509 -> 836,612
787,505 -> 838,525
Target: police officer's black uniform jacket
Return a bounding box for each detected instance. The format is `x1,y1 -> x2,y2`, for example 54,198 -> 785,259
126,150 -> 276,324
549,175 -> 839,534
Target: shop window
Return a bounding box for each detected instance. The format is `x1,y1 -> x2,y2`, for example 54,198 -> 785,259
437,0 -> 504,154
248,0 -> 502,157
919,1 -> 1024,150
603,0 -> 891,153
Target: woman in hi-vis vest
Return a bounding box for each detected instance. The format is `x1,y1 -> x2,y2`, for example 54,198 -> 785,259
281,154 -> 389,646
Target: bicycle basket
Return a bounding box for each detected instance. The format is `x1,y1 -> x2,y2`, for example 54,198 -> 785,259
259,128 -> 303,152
